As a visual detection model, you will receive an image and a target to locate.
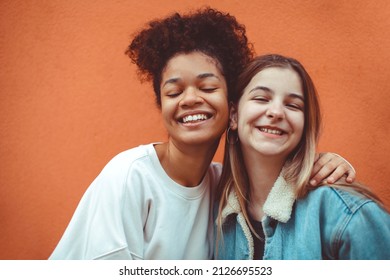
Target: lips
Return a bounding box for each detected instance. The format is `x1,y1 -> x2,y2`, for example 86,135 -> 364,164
258,126 -> 286,135
178,113 -> 212,124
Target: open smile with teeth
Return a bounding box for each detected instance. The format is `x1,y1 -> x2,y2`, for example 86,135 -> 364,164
259,127 -> 285,135
181,114 -> 210,123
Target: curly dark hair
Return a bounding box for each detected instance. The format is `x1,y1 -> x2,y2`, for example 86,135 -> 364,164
126,7 -> 254,106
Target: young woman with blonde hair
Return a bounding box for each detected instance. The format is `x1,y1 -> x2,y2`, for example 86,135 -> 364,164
215,54 -> 390,259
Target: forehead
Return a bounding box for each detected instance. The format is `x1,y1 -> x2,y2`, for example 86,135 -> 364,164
245,67 -> 302,92
162,52 -> 223,78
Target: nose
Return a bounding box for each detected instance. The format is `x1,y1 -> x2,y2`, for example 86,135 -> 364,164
179,87 -> 203,107
266,102 -> 285,120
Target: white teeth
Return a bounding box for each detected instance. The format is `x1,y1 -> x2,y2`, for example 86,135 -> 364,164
182,114 -> 208,123
260,128 -> 283,135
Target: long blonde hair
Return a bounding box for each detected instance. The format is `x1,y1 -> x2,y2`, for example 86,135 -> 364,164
215,54 -> 384,252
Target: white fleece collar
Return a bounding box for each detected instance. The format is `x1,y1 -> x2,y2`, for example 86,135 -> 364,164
221,174 -> 296,224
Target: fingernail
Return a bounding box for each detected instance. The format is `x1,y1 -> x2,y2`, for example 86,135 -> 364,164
310,179 -> 316,186
328,177 -> 334,183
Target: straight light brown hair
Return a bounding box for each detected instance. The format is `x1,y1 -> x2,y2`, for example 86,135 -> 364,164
215,54 -> 385,254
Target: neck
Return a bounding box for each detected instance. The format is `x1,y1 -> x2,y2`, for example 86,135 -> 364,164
242,148 -> 286,221
155,139 -> 220,187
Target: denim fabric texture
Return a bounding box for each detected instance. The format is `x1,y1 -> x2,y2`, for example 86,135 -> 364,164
215,177 -> 390,260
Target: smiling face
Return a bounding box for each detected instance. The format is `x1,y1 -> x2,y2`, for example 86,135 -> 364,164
160,52 -> 229,148
232,67 -> 305,161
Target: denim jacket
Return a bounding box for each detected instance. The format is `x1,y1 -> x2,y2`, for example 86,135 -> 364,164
215,175 -> 390,259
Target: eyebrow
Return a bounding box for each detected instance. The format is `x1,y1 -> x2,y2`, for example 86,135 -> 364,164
249,86 -> 305,101
162,73 -> 220,87
162,78 -> 180,87
197,73 -> 220,80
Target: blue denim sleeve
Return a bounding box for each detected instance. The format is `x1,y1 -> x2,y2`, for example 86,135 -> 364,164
337,201 -> 390,259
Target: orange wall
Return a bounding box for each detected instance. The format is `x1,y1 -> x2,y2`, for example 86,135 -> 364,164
1,0 -> 389,259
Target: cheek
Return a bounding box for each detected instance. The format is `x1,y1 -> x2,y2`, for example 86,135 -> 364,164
293,114 -> 305,141
237,103 -> 264,126
236,106 -> 257,139
213,95 -> 229,121
219,101 -> 229,120
160,102 -> 174,125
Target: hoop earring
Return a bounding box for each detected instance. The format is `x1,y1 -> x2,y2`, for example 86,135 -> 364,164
227,127 -> 239,145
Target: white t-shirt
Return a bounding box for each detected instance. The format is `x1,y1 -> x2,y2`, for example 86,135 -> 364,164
49,143 -> 222,260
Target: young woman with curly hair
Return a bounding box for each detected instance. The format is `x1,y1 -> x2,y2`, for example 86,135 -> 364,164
49,8 -> 355,260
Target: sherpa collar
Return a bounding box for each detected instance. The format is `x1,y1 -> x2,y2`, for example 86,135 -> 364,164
221,174 -> 296,224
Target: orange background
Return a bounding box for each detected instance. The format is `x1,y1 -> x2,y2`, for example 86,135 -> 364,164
1,0 -> 389,259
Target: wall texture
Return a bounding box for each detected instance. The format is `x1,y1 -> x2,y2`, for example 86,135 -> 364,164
0,0 -> 389,259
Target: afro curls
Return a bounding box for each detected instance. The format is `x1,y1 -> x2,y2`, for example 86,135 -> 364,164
126,7 -> 254,106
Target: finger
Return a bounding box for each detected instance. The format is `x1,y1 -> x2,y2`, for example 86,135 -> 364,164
311,153 -> 332,177
312,162 -> 356,186
331,153 -> 356,182
323,166 -> 348,184
310,153 -> 346,185
310,164 -> 337,186
345,169 -> 356,183
323,153 -> 356,183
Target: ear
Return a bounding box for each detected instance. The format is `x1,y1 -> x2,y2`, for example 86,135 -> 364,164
229,102 -> 238,130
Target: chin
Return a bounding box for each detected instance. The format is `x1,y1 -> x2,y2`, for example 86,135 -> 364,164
181,135 -> 221,146
252,145 -> 291,158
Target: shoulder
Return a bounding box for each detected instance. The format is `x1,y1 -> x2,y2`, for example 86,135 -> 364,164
88,143 -> 157,195
308,187 -> 390,259
101,143 -> 155,175
295,186 -> 390,231
295,186 -> 390,259
298,186 -> 390,231
302,186 -> 375,214
107,144 -> 153,166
